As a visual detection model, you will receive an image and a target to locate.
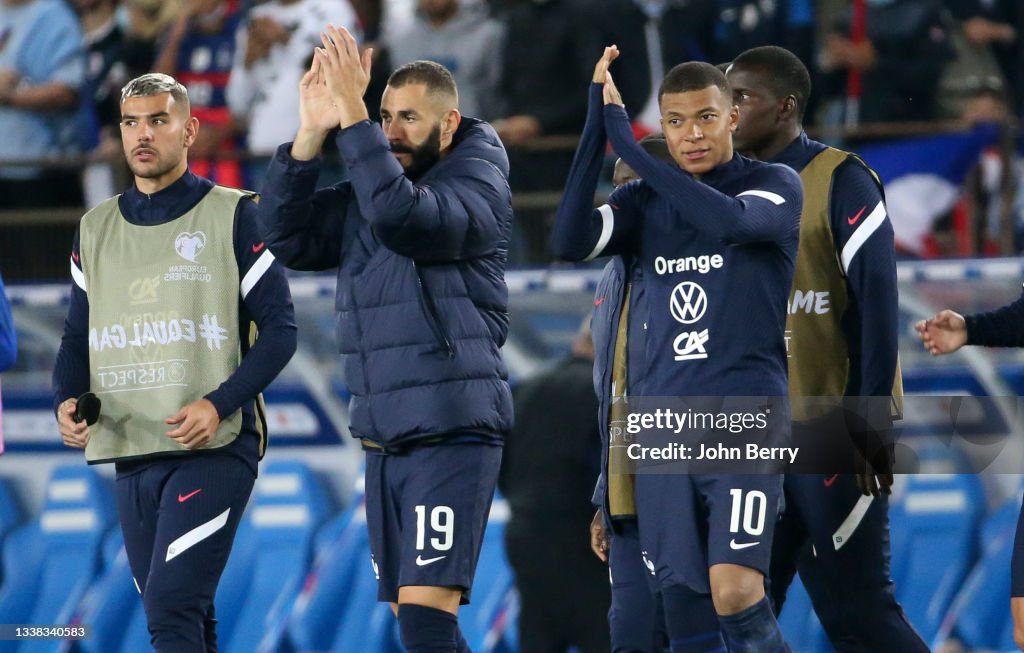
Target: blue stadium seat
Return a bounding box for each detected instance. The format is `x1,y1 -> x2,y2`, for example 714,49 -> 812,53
287,475 -> 368,652
287,510 -> 361,651
460,497 -> 516,652
75,529 -> 140,653
493,589 -> 519,653
329,518 -> 401,653
305,475 -> 401,653
889,471 -> 986,644
777,572 -> 814,649
217,459 -> 334,653
0,465 -> 116,653
776,572 -> 833,653
934,480 -> 1022,651
0,478 -> 23,586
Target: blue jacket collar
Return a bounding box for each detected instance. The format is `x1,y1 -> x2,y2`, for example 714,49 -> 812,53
120,169 -> 214,225
771,132 -> 828,173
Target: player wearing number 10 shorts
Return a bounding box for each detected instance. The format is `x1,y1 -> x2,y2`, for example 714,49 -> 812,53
553,51 -> 800,651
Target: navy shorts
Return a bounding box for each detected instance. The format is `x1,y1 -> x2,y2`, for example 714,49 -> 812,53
364,442 -> 501,603
635,473 -> 783,594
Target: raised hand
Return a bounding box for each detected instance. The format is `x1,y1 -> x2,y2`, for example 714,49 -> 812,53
316,24 -> 373,129
914,309 -> 968,356
592,45 -> 619,84
603,70 -> 624,107
291,55 -> 339,160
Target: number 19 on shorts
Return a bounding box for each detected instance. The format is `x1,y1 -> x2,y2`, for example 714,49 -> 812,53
415,505 -> 454,551
729,489 -> 767,536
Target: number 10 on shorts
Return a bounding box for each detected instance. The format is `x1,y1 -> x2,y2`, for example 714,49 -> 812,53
415,505 -> 454,551
728,489 -> 767,536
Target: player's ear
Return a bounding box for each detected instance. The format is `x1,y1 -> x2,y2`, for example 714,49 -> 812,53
728,105 -> 739,133
183,116 -> 199,148
780,95 -> 798,121
443,108 -> 461,136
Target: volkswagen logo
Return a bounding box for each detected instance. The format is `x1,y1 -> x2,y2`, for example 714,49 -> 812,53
669,282 -> 707,324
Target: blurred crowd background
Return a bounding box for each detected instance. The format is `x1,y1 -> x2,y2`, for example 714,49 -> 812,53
1,0 -> 1024,279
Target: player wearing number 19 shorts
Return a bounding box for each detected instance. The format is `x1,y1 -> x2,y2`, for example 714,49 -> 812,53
553,51 -> 800,652
258,55 -> 513,653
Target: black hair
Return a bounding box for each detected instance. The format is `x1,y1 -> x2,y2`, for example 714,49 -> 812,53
659,61 -> 731,103
638,134 -> 674,165
730,46 -> 811,120
387,60 -> 458,107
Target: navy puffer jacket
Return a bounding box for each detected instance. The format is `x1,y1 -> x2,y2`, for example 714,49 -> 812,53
257,117 -> 513,445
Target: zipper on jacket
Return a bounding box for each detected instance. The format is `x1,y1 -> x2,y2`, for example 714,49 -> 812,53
413,264 -> 455,358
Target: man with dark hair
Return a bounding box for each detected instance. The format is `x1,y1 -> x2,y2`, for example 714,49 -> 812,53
53,72 -> 297,652
554,47 -> 801,653
726,45 -> 928,652
257,25 -> 513,653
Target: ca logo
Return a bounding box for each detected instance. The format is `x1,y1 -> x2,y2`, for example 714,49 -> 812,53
673,329 -> 709,361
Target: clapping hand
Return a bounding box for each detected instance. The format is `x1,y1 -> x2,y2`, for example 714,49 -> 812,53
291,54 -> 341,160
316,24 -> 373,129
592,45 -> 625,107
592,45 -> 619,84
298,54 -> 340,134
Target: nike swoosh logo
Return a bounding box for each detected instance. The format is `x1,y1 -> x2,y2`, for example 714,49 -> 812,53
178,489 -> 202,503
729,539 -> 760,550
824,474 -> 840,487
594,297 -> 604,307
847,205 -> 867,225
252,242 -> 266,253
415,555 -> 446,567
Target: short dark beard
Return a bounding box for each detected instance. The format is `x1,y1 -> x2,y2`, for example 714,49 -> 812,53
391,124 -> 442,180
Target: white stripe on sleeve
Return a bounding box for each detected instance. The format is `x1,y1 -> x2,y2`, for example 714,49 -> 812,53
240,249 -> 275,299
584,204 -> 615,261
70,258 -> 86,292
736,189 -> 786,205
840,201 -> 887,274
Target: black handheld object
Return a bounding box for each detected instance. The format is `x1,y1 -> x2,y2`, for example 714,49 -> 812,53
74,392 -> 101,426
